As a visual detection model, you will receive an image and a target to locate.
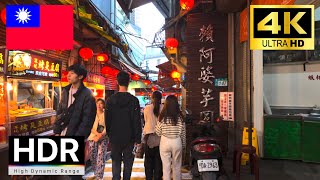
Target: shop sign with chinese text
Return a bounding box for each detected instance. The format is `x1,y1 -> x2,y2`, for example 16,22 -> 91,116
7,50 -> 62,80
11,116 -> 53,136
0,48 -> 5,73
84,73 -> 105,85
185,13 -> 228,124
219,92 -> 234,121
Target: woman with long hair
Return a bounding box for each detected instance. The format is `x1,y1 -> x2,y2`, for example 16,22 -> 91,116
87,98 -> 107,180
143,91 -> 163,180
155,95 -> 186,180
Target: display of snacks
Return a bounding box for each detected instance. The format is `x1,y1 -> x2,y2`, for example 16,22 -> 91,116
0,126 -> 6,144
9,101 -> 18,110
0,115 -> 5,125
11,108 -> 39,118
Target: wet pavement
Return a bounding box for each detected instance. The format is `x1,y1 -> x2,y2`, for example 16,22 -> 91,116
223,156 -> 320,180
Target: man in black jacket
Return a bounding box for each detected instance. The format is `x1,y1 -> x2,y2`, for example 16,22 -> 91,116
54,64 -> 96,137
106,71 -> 142,180
53,64 -> 96,179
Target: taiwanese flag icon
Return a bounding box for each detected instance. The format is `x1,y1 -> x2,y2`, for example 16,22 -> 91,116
6,5 -> 73,50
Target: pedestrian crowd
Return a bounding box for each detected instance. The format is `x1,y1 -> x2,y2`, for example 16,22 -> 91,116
54,64 -> 186,180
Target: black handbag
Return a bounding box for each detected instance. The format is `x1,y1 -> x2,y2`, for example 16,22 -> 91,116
97,123 -> 104,133
54,99 -> 77,134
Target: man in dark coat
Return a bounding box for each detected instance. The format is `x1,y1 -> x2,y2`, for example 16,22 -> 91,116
106,71 -> 142,180
53,64 -> 96,180
54,64 -> 96,137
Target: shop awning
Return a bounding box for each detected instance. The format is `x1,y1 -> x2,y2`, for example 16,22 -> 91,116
117,0 -> 156,17
156,60 -> 173,74
119,61 -> 146,77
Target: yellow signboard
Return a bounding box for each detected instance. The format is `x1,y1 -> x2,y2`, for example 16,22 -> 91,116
241,127 -> 259,165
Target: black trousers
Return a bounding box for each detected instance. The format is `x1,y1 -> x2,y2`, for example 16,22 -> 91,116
68,176 -> 82,180
144,144 -> 163,180
111,143 -> 135,180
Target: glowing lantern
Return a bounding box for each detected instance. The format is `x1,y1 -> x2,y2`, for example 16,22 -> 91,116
113,69 -> 120,76
1,8 -> 5,25
96,53 -> 109,62
151,86 -> 157,92
143,79 -> 151,86
101,66 -> 111,75
165,38 -> 178,49
79,47 -> 93,61
131,74 -> 140,81
171,70 -> 181,79
180,0 -> 194,10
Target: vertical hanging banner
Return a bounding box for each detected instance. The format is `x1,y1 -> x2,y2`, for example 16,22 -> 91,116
0,48 -> 5,73
185,13 -> 228,123
219,92 -> 234,121
6,5 -> 73,50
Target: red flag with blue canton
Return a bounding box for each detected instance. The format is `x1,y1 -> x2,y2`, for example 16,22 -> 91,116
6,5 -> 73,50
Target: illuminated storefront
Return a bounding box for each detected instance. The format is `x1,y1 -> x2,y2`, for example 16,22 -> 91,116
7,50 -> 62,136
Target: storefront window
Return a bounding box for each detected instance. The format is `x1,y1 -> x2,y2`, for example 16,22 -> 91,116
264,7 -> 320,64
307,20 -> 320,61
263,50 -> 306,64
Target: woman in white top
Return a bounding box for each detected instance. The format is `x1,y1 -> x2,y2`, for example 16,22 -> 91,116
88,98 -> 107,180
155,95 -> 186,180
143,91 -> 163,180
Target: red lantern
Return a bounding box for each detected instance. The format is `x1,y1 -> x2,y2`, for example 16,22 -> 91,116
1,8 -> 5,25
165,38 -> 178,49
131,74 -> 140,81
101,66 -> 119,76
112,69 -> 120,76
151,86 -> 157,92
101,66 -> 111,75
143,79 -> 151,86
96,53 -> 109,62
180,0 -> 194,10
79,47 -> 93,61
171,70 -> 181,79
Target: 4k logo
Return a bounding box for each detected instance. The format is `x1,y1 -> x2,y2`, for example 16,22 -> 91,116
250,5 -> 314,50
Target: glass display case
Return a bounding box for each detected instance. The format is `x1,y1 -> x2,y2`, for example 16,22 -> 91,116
264,21 -> 320,64
0,50 -> 62,151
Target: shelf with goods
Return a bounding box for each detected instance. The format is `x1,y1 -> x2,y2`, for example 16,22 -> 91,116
0,48 -> 8,149
0,50 -> 62,151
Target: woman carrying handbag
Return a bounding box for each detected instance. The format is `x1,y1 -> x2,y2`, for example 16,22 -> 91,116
155,95 -> 186,180
143,91 -> 163,180
87,99 -> 108,180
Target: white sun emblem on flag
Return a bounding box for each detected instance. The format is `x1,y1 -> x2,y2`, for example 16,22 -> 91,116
15,7 -> 32,24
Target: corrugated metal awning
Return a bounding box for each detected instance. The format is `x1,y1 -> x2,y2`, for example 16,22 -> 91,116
119,61 -> 146,77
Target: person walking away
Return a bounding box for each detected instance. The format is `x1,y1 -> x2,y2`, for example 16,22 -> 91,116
105,71 -> 142,180
88,98 -> 108,180
155,95 -> 186,180
53,64 -> 97,180
143,91 -> 163,180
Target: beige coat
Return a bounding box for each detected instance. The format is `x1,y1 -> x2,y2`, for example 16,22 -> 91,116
88,111 -> 106,141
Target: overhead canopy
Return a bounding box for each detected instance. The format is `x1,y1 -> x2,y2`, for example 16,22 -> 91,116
119,61 -> 146,77
156,60 -> 174,74
117,0 -> 169,18
155,61 -> 176,88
